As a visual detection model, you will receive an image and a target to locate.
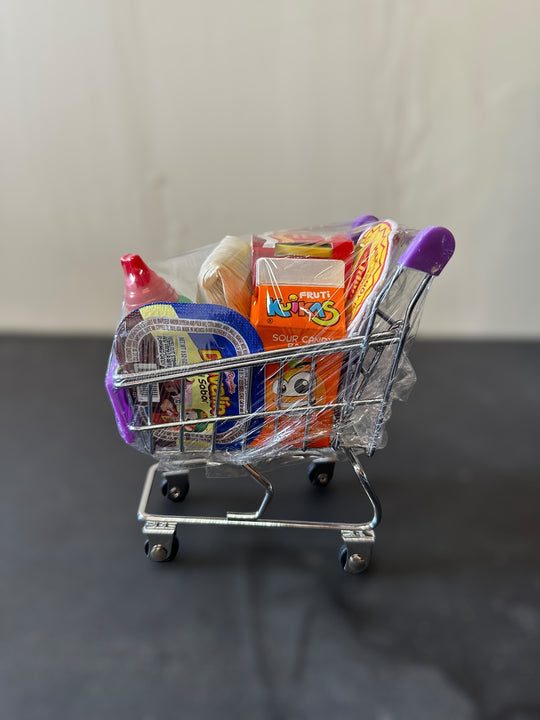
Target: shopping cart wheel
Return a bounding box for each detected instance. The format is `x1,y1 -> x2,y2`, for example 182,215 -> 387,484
339,544 -> 369,574
339,529 -> 374,574
144,534 -> 179,563
308,461 -> 334,488
161,471 -> 190,503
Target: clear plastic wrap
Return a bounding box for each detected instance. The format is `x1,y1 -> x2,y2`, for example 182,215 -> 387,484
106,217 -> 454,469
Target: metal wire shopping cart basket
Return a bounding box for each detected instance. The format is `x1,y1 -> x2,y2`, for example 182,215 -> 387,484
108,223 -> 455,573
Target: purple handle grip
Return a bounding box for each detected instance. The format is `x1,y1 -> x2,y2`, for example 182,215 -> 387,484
399,226 -> 455,276
105,357 -> 136,444
350,214 -> 379,242
352,214 -> 379,227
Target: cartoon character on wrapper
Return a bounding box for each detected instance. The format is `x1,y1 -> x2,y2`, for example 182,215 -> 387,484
269,361 -> 326,409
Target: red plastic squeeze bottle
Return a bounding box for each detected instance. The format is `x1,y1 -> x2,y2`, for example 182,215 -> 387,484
121,254 -> 180,314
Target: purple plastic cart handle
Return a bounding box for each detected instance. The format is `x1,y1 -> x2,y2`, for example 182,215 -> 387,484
399,226 -> 455,276
350,214 -> 379,242
352,214 -> 379,227
105,357 -> 136,444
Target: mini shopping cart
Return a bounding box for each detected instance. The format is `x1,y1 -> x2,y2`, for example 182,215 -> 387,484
108,221 -> 455,573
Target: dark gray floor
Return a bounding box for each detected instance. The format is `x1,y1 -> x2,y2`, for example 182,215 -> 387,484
1,336 -> 539,720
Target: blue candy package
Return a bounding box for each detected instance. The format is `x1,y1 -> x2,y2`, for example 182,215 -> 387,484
113,303 -> 265,452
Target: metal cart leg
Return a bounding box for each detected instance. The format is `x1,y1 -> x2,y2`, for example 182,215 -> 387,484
226,464 -> 274,521
338,448 -> 381,573
344,447 -> 382,529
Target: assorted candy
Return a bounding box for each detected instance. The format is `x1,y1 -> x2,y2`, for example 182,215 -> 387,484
106,217 -> 454,459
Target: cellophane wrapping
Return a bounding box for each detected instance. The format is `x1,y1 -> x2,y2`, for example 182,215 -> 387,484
106,218 -> 431,470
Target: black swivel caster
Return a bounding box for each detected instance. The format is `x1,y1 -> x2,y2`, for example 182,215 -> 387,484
308,461 -> 335,488
160,471 -> 190,503
144,534 -> 179,562
338,543 -> 369,574
338,529 -> 374,574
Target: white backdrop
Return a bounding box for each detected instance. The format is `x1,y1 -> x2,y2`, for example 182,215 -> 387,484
1,0 -> 539,337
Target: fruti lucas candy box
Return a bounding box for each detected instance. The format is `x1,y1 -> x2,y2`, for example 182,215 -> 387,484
250,255 -> 346,449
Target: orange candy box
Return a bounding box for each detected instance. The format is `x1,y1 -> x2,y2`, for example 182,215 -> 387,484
250,257 -> 346,449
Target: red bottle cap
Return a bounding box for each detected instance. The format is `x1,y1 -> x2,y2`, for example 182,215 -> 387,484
121,254 -> 178,313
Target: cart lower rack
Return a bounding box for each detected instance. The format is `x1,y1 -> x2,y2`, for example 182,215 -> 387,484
108,221 -> 455,572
